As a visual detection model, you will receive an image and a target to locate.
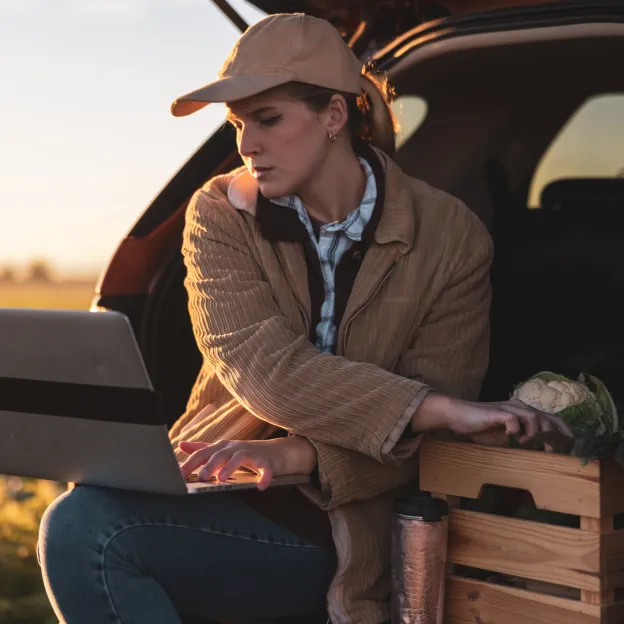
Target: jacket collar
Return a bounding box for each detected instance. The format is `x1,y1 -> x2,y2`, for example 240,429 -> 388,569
369,146 -> 416,254
255,195 -> 307,242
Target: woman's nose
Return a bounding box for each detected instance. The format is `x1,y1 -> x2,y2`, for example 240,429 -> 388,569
237,127 -> 260,158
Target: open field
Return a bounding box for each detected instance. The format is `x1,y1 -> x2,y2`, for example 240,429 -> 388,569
0,282 -> 97,311
0,282 -> 98,623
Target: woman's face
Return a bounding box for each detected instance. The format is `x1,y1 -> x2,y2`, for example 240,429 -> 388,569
226,88 -> 335,198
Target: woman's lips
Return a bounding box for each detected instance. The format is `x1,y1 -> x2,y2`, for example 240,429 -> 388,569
252,167 -> 273,180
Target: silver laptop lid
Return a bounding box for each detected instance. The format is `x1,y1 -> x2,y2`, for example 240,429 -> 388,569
0,308 -> 153,388
0,308 -> 187,495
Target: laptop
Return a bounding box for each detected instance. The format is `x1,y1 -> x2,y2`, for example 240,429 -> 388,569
0,307 -> 309,495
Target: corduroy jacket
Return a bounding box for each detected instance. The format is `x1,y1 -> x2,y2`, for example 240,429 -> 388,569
169,146 -> 493,623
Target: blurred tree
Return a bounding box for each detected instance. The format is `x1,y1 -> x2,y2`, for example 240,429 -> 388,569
25,260 -> 53,284
0,266 -> 17,282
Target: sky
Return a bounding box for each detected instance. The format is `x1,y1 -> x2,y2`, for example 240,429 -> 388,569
0,0 -> 266,275
1,1 -> 623,276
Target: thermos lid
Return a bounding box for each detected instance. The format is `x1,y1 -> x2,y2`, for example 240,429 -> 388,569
393,496 -> 449,521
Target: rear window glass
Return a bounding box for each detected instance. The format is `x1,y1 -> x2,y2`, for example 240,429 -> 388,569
390,95 -> 428,150
529,94 -> 624,208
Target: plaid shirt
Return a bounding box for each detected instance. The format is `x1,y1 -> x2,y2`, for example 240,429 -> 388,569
271,157 -> 377,352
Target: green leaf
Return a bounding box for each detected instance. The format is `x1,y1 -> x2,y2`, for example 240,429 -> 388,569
572,428 -> 620,464
581,373 -> 619,435
557,397 -> 603,434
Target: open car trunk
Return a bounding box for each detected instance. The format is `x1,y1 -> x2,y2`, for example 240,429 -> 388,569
383,18 -> 624,405
242,0 -> 567,46
114,5 -> 624,429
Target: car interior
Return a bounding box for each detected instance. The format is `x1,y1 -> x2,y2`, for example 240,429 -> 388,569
387,23 -> 624,404
137,20 -> 624,436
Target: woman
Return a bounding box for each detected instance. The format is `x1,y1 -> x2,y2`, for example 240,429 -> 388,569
39,13 -> 571,624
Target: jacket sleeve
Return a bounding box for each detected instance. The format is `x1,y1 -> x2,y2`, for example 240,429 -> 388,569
182,188 -> 426,464
300,441 -> 421,510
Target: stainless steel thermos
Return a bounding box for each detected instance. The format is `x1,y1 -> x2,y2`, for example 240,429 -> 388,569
391,496 -> 449,624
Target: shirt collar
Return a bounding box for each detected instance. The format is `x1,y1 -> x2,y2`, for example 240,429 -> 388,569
255,142 -> 385,244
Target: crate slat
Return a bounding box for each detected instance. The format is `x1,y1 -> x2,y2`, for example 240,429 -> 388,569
448,509 -> 600,591
446,576 -> 601,624
420,440 -> 624,622
420,440 -> 601,517
582,516 -> 616,604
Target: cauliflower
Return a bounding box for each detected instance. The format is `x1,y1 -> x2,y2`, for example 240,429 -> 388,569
513,378 -> 596,414
512,371 -> 618,440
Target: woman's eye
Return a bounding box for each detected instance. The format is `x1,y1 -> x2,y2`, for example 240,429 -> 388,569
259,115 -> 281,127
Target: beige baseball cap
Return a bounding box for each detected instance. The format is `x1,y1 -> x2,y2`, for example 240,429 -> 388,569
170,13 -> 364,117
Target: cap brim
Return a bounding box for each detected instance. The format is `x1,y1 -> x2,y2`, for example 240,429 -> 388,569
170,73 -> 295,117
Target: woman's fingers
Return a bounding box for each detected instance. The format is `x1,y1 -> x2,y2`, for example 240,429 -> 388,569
216,451 -> 250,482
179,441 -> 226,478
256,466 -> 274,491
537,415 -> 555,452
498,411 -> 520,437
546,413 -> 574,438
506,399 -> 573,436
499,402 -> 574,445
504,400 -> 574,438
216,451 -> 274,491
178,441 -> 210,453
478,404 -> 572,444
496,403 -> 545,443
464,399 -> 574,450
179,442 -> 273,491
469,428 -> 510,447
198,448 -> 236,481
513,408 -> 540,442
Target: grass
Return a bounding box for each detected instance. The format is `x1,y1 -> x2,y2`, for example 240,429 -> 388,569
0,282 -> 96,311
0,281 -> 98,624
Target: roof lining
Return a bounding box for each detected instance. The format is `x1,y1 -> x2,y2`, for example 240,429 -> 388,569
388,22 -> 624,94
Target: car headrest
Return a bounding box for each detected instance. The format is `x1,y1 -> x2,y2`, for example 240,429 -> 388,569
540,178 -> 624,213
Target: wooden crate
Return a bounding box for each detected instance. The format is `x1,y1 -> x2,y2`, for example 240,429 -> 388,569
418,439 -> 624,623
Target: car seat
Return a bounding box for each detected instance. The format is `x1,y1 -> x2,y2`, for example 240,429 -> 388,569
481,177 -> 624,409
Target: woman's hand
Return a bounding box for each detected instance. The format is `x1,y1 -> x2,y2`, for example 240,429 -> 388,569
412,393 -> 573,447
178,436 -> 317,491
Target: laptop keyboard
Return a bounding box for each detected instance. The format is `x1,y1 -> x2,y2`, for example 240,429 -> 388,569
186,473 -> 237,483
186,473 -> 210,483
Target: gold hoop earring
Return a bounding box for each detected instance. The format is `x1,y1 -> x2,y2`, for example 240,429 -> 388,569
328,132 -> 337,143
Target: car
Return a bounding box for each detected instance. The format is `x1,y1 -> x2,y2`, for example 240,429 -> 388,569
94,0 -> 624,426
92,1 -> 624,619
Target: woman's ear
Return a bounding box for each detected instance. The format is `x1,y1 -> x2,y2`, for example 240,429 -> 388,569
325,93 -> 349,138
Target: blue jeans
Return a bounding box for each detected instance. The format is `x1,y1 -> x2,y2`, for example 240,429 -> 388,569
38,485 -> 337,624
